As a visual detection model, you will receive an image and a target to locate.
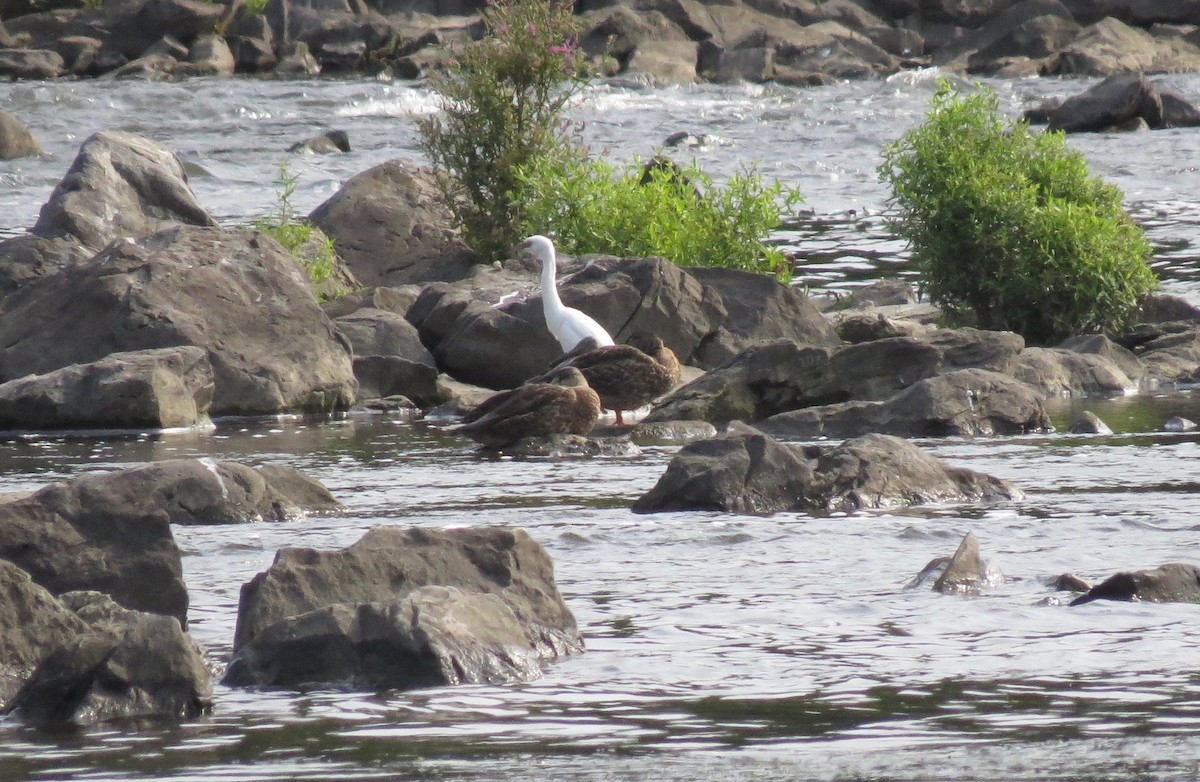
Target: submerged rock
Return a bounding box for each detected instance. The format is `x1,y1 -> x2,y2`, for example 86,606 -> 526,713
907,532 -> 1005,595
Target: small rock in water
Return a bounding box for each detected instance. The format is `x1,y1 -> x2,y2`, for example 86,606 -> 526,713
1051,573 -> 1093,593
1069,410 -> 1113,435
664,131 -> 708,147
288,129 -> 350,155
1162,416 -> 1196,432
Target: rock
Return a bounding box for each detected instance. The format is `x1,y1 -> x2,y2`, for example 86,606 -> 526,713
757,368 -> 1051,439
1070,563 -> 1200,605
1139,293 -> 1200,323
182,33 -> 235,76
1012,347 -> 1136,396
31,131 -> 216,254
2,610 -> 211,726
288,129 -> 351,154
1051,573 -> 1092,592
500,433 -> 642,459
103,0 -> 226,59
0,48 -> 65,79
226,525 -> 582,688
1161,88 -> 1200,127
932,532 -> 1005,594
0,560 -> 90,710
966,12 -> 1081,73
1068,410 -> 1113,435
334,307 -> 442,405
309,160 -> 477,286
644,340 -> 839,426
633,431 -> 1021,515
1046,72 -> 1165,132
1059,334 -> 1146,382
274,41 -> 322,76
0,110 -> 41,159
0,226 -> 357,416
933,0 -> 1076,69
1163,416 -> 1196,432
227,14 -> 278,72
0,473 -> 187,622
0,347 -> 214,431
580,6 -> 696,81
829,328 -> 1024,401
1137,327 -> 1200,382
1051,18 -> 1200,76
225,585 -> 547,689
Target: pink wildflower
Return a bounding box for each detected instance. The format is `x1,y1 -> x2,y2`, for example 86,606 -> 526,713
528,23 -> 537,33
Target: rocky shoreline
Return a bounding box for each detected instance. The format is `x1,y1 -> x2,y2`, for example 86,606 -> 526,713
3,0 -> 1200,84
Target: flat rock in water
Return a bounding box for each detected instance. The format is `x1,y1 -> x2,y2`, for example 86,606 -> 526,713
633,431 -> 1021,515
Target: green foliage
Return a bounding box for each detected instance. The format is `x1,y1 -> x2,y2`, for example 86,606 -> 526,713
244,0 -> 268,15
416,0 -> 588,262
515,156 -> 803,282
878,81 -> 1156,344
256,163 -> 341,298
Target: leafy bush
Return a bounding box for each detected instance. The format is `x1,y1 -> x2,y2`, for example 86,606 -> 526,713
256,163 -> 342,298
416,0 -> 588,262
878,81 -> 1156,344
515,156 -> 803,281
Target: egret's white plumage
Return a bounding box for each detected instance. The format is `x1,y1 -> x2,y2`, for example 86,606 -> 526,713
522,235 -> 615,353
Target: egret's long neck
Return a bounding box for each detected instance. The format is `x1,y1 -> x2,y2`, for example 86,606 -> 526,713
541,252 -> 563,314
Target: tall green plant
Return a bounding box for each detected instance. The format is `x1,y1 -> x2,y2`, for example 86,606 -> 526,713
515,156 -> 803,281
878,81 -> 1156,344
256,162 -> 341,298
416,0 -> 588,261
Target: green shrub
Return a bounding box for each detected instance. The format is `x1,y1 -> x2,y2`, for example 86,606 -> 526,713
256,163 -> 342,298
416,0 -> 588,262
515,156 -> 803,281
878,81 -> 1156,344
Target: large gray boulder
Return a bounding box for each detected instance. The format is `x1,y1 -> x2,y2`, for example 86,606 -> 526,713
224,585 -> 546,689
1071,563 -> 1200,606
227,526 -> 582,688
0,560 -> 90,710
633,431 -> 1021,515
308,160 -> 478,286
2,600 -> 212,726
30,131 -> 216,253
757,368 -> 1051,439
0,226 -> 356,416
1012,347 -> 1136,396
0,346 -> 214,431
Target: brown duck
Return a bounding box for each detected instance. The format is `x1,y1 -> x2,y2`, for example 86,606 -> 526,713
455,366 -> 601,449
544,332 -> 681,425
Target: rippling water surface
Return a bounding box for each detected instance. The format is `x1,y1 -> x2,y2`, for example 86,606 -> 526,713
3,72 -> 1200,781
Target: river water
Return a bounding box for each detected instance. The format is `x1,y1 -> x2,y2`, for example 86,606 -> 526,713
3,72 -> 1200,781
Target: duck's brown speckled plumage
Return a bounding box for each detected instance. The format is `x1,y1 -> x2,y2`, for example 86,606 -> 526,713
545,333 -> 681,424
455,367 -> 601,448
